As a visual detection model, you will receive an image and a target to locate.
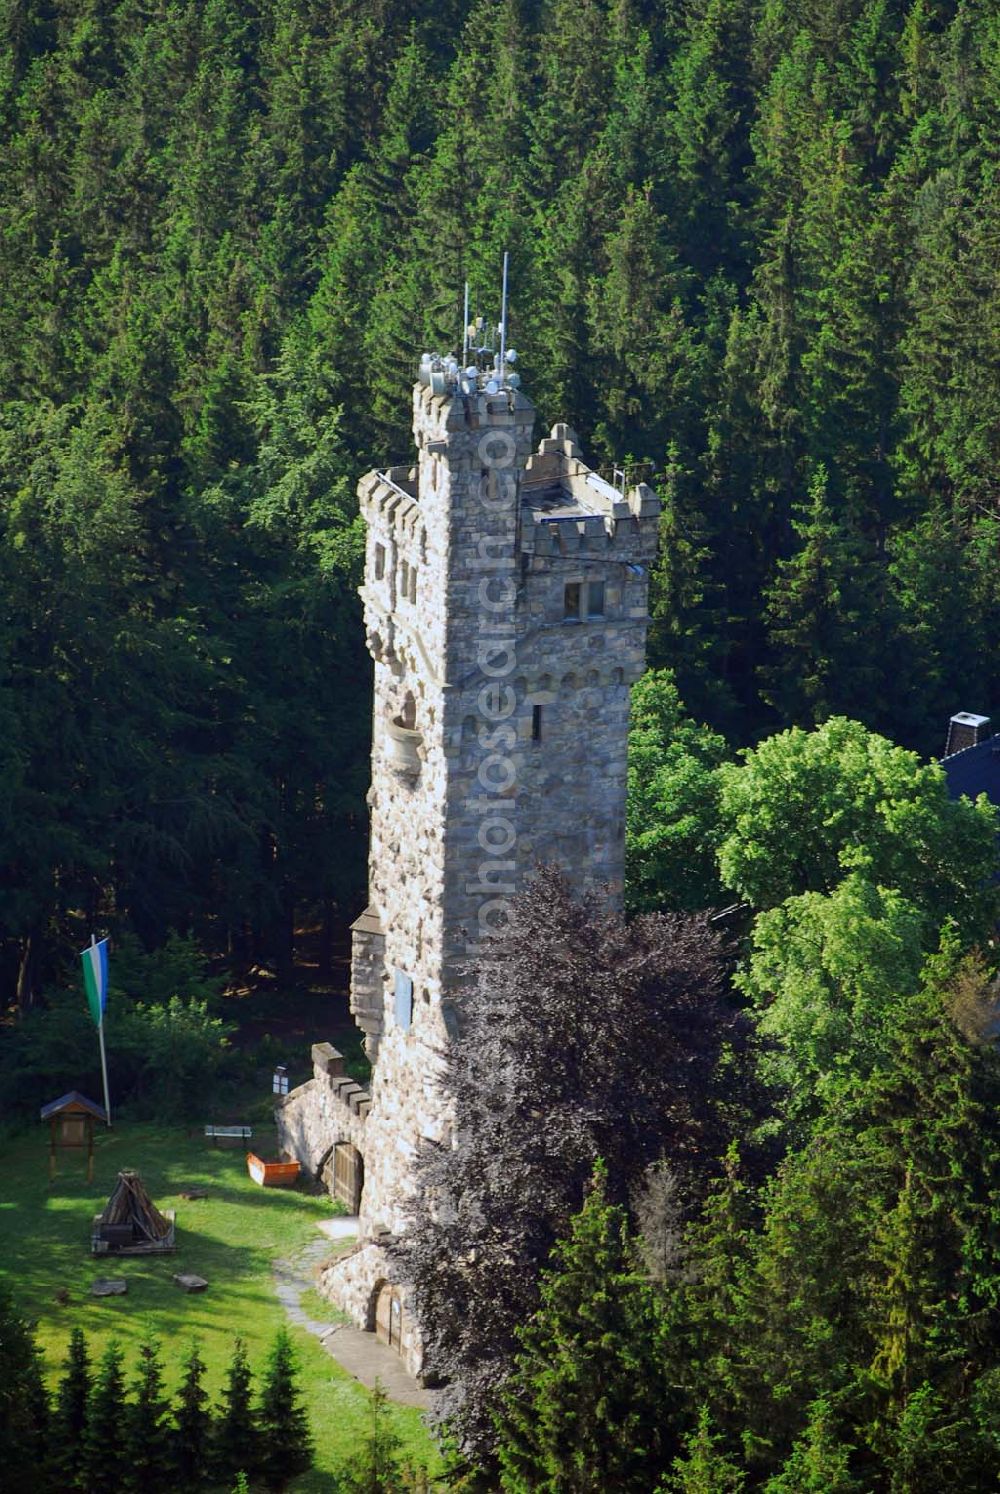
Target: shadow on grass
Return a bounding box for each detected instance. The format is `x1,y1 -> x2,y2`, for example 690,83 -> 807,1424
0,1123 -> 439,1490
2,1127 -> 331,1330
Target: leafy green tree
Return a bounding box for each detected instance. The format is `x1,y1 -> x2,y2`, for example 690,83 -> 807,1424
626,669 -> 729,913
495,1162 -> 678,1494
738,873 -> 928,1121
683,951 -> 1000,1482
83,1341 -> 128,1493
717,716 -> 998,938
172,1342 -> 212,1491
257,1329 -> 313,1491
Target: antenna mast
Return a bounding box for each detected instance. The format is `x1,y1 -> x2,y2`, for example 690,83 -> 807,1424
499,250 -> 509,371
462,280 -> 470,367
419,252 -> 518,398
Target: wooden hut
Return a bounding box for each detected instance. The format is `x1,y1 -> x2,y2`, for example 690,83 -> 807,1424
40,1091 -> 107,1181
92,1169 -> 176,1255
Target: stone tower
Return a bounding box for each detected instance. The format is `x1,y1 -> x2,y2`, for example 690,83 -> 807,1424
277,337 -> 659,1373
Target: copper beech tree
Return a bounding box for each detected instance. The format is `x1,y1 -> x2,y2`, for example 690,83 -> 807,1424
397,868 -> 748,1467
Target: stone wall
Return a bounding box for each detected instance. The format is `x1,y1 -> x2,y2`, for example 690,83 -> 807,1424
319,1241 -> 423,1377
275,1042 -> 368,1181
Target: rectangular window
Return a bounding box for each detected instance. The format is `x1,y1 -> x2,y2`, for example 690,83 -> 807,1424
409,566 -> 418,602
586,580 -> 606,617
564,582 -> 581,619
532,704 -> 543,741
394,970 -> 413,1033
400,559 -> 410,598
374,543 -> 386,580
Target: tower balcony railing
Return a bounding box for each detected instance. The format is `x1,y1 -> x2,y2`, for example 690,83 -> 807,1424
376,466 -> 418,502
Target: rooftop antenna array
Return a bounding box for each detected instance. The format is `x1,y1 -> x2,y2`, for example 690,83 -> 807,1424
418,253 -> 520,400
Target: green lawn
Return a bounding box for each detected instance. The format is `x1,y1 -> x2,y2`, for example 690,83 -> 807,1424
0,1121 -> 438,1490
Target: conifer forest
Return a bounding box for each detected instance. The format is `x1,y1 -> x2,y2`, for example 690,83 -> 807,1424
6,1 -> 1000,1488
3,0 -> 1000,995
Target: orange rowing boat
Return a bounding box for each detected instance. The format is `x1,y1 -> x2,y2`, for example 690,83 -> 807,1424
246,1152 -> 300,1187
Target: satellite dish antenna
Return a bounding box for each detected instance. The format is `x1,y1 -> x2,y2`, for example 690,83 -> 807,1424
430,368 -> 447,396
485,378 -> 500,395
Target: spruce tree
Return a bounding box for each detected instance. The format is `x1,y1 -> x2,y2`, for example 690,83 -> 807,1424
760,464 -> 889,730
665,1406 -> 745,1493
173,1342 -> 212,1491
763,1399 -> 862,1492
124,1337 -> 172,1493
214,1337 -> 259,1486
83,1341 -> 128,1493
0,1288 -> 50,1494
494,1162 -> 679,1494
256,1329 -> 313,1492
339,1379 -> 407,1494
52,1327 -> 91,1491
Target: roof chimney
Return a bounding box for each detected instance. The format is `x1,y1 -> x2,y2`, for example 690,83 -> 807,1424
944,712 -> 991,757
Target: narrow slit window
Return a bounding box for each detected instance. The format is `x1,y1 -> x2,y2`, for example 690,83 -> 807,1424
532,704 -> 543,741
564,582 -> 581,619
400,559 -> 410,598
409,565 -> 418,602
586,580 -> 606,617
374,543 -> 386,580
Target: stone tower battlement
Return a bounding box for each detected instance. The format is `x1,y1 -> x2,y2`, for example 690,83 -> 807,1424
278,350 -> 658,1376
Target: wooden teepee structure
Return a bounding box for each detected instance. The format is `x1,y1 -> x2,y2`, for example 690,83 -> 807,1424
92,1169 -> 176,1255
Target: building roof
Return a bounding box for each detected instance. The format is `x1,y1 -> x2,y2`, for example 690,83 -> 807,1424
940,735 -> 1000,805
40,1090 -> 107,1122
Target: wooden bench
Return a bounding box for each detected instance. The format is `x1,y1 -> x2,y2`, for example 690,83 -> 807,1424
204,1124 -> 253,1149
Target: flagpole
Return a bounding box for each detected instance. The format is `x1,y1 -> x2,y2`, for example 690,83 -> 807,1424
91,934 -> 112,1128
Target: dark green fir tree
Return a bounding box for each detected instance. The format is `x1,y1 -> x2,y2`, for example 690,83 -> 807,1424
0,1288 -> 50,1494
83,1340 -> 128,1494
52,1327 -> 91,1491
125,1337 -> 172,1493
173,1341 -> 212,1491
339,1379 -> 408,1494
214,1337 -> 259,1487
257,1329 -> 313,1492
494,1162 -> 678,1494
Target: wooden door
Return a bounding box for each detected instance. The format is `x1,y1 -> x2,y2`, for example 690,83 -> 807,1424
332,1142 -> 363,1214
375,1283 -> 403,1352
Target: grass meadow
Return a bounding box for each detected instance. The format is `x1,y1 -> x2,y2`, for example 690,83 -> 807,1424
0,1120 -> 438,1490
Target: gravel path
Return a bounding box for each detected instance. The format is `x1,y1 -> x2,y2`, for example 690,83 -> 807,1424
272,1230 -> 430,1410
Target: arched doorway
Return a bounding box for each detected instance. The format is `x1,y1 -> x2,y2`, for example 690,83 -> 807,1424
374,1281 -> 405,1353
332,1142 -> 364,1214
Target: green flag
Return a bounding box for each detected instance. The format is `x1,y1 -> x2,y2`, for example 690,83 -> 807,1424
81,938 -> 109,1027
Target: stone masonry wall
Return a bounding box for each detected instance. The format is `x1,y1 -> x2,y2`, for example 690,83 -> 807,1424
275,1042 -> 368,1181
294,376 -> 658,1366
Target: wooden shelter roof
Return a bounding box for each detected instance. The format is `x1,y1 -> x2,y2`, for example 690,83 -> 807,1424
40,1091 -> 107,1122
